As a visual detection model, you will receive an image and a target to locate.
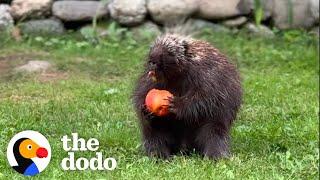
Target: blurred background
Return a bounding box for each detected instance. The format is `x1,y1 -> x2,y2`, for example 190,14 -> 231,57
0,0 -> 319,39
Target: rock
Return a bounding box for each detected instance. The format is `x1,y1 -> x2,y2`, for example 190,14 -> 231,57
223,16 -> 248,27
108,0 -> 147,26
272,0 -> 316,29
15,61 -> 52,73
19,18 -> 65,35
197,0 -> 246,20
10,0 -> 53,20
188,19 -> 231,33
310,0 -> 319,22
130,21 -> 162,38
52,1 -> 108,21
0,4 -> 14,31
147,0 -> 197,24
238,0 -> 274,20
244,23 -> 274,37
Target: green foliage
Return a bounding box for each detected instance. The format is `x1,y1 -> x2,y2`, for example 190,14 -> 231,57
106,21 -> 129,42
0,30 -> 318,179
78,21 -> 132,45
253,0 -> 264,26
75,0 -> 132,46
0,28 -> 13,48
80,26 -> 99,44
282,30 -> 311,42
287,0 -> 294,26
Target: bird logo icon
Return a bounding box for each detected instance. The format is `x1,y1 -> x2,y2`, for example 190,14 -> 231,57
7,131 -> 51,176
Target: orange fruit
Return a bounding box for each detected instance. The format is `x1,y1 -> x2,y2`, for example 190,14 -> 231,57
145,89 -> 173,116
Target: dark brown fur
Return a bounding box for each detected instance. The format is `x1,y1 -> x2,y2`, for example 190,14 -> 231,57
133,34 -> 242,159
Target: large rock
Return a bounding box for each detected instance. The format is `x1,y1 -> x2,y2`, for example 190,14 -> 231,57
310,0 -> 319,22
52,1 -> 108,21
10,0 -> 53,19
147,0 -> 198,24
238,0 -> 274,20
223,16 -> 248,27
188,19 -> 231,33
130,21 -> 162,38
15,61 -> 52,73
19,19 -> 65,35
272,0 -> 316,29
197,0 -> 246,20
0,5 -> 13,31
108,0 -> 147,26
244,23 -> 275,38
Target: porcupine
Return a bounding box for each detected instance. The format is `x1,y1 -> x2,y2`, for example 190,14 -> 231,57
133,34 -> 242,159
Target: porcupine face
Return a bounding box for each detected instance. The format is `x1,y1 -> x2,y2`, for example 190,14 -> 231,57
146,35 -> 188,83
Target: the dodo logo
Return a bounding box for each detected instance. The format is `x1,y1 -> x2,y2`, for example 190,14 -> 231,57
7,130 -> 51,176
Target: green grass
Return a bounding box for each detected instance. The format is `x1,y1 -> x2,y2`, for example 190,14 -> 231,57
0,30 -> 318,179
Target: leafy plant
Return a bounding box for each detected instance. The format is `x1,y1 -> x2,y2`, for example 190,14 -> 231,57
92,0 -> 109,35
79,0 -> 108,45
254,0 -> 264,26
106,21 -> 128,42
80,26 -> 99,44
0,27 -> 13,47
287,0 -> 294,27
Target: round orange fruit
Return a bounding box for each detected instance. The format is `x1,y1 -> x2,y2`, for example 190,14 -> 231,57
145,89 -> 173,116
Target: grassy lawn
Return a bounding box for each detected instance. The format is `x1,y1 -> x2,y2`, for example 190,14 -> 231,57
0,30 -> 318,179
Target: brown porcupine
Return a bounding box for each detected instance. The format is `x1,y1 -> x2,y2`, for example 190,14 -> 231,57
133,34 -> 242,159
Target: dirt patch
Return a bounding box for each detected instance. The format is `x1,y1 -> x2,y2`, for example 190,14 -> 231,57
0,59 -> 13,78
0,60 -> 10,72
0,53 -> 68,82
0,53 -> 40,76
0,52 -> 45,62
38,71 -> 68,82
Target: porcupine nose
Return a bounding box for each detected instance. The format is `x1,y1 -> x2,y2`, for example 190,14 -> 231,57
148,71 -> 157,82
148,71 -> 155,77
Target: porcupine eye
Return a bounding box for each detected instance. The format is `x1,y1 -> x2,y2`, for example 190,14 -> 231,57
149,61 -> 156,66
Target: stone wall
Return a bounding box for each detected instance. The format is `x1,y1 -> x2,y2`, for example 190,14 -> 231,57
0,0 -> 319,36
